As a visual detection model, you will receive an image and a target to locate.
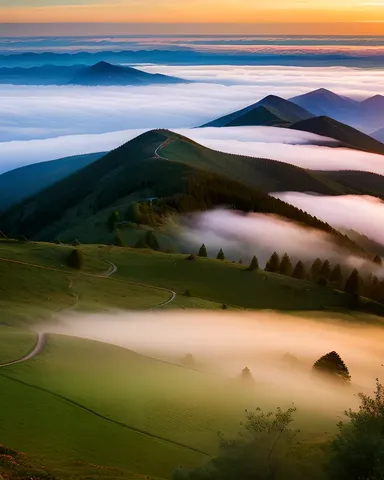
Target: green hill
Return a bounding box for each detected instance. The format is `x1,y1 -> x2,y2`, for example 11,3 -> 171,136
0,152 -> 105,212
200,95 -> 313,127
0,129 -> 361,245
318,170 -> 384,198
290,116 -> 384,155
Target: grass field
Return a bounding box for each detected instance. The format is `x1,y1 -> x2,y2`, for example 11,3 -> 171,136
0,327 -> 36,364
0,239 -> 379,479
0,334 -> 340,479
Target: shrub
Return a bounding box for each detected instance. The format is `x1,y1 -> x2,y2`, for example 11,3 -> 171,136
317,276 -> 328,287
184,289 -> 192,297
186,254 -> 196,261
145,230 -> 160,251
72,239 -> 80,246
114,228 -> 126,247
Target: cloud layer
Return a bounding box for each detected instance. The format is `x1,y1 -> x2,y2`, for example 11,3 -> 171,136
274,193 -> 384,246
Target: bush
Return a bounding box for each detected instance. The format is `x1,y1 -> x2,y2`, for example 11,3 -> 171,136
72,239 -> 80,246
66,249 -> 84,270
145,230 -> 160,251
221,304 -> 228,310
328,379 -> 384,480
186,254 -> 196,261
317,276 -> 328,287
114,228 -> 126,247
184,289 -> 192,297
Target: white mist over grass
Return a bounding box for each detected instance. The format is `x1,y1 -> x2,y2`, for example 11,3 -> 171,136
274,193 -> 384,246
44,309 -> 384,419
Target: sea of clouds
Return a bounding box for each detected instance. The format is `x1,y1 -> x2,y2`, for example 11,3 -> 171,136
1,65 -> 384,173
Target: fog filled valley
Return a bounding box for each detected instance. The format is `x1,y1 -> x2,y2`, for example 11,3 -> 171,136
1,32 -> 384,480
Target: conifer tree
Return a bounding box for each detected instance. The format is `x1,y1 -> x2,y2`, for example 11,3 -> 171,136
319,260 -> 331,279
107,210 -> 120,232
198,244 -> 208,257
114,228 -> 126,247
311,258 -> 322,280
373,254 -> 382,265
313,351 -> 351,382
66,249 -> 84,270
145,230 -> 160,251
330,264 -> 342,285
344,268 -> 362,295
279,253 -> 293,276
292,261 -> 306,279
216,248 -> 225,260
265,252 -> 280,273
247,255 -> 259,271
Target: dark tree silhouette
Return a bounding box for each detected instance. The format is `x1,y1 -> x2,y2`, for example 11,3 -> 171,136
66,249 -> 84,270
319,260 -> 331,279
145,230 -> 160,251
279,253 -> 293,276
317,276 -> 328,287
125,202 -> 141,224
265,252 -> 280,273
240,367 -> 253,381
198,244 -> 208,257
373,254 -> 382,265
107,210 -> 120,231
311,258 -> 322,280
292,261 -> 306,279
330,264 -> 342,285
247,255 -> 259,271
217,248 -> 225,260
313,351 -> 351,382
114,228 -> 126,247
344,269 -> 362,296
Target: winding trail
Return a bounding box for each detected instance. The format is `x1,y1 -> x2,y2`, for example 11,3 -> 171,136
0,333 -> 46,368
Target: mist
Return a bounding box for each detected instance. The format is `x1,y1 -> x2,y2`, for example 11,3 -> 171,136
274,193 -> 384,247
43,309 -> 384,420
176,208 -> 378,273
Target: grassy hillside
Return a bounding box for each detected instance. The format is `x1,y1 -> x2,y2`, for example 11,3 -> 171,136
0,326 -> 36,364
0,129 -> 364,248
0,152 -> 105,213
290,116 -> 384,155
200,95 -> 313,127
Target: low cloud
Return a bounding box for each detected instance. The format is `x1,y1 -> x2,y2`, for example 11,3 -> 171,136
177,208 -> 377,274
274,193 -> 384,246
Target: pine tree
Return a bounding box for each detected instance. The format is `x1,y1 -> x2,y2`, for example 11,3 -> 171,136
370,276 -> 380,301
319,260 -> 331,279
279,253 -> 293,276
107,210 -> 120,232
265,252 -> 280,273
292,261 -> 306,279
311,258 -> 322,280
247,255 -> 259,271
114,228 -> 126,247
313,351 -> 351,382
216,248 -> 225,260
145,230 -> 160,251
198,244 -> 208,257
373,255 -> 382,265
344,269 -> 362,295
330,264 -> 342,284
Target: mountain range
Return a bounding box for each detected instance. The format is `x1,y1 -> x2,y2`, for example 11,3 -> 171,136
200,91 -> 384,155
0,61 -> 187,86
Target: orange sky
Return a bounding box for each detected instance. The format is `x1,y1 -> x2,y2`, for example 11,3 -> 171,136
1,0 -> 384,34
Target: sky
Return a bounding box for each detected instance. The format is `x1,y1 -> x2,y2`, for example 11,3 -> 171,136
0,0 -> 384,35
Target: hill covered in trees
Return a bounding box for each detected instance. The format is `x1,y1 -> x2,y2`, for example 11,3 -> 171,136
0,129 -> 378,249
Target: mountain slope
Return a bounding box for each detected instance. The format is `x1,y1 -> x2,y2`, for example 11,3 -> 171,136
200,95 -> 313,127
0,152 -> 105,212
290,116 -> 384,155
69,61 -> 185,86
290,88 -> 359,116
372,127 -> 384,143
0,129 -> 357,244
0,62 -> 186,86
317,170 -> 384,198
